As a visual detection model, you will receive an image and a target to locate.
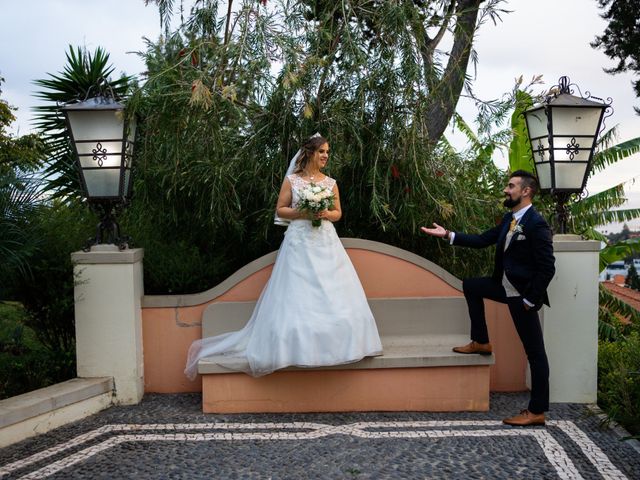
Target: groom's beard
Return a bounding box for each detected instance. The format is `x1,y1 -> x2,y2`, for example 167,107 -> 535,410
503,196 -> 522,209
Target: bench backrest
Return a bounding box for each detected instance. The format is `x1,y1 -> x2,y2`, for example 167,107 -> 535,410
202,297 -> 470,345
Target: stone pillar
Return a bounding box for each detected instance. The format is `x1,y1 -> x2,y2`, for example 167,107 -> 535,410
71,246 -> 145,405
543,234 -> 600,403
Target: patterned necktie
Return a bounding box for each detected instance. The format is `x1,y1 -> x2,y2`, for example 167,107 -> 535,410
509,216 -> 517,232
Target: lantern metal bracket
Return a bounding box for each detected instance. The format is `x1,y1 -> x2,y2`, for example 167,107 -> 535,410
552,191 -> 572,235
551,189 -> 588,235
83,201 -> 131,252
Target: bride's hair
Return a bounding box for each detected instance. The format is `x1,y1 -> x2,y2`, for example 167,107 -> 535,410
293,135 -> 328,174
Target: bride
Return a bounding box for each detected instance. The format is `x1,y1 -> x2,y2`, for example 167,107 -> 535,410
184,135 -> 382,379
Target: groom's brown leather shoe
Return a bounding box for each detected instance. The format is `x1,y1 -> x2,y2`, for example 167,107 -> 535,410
502,410 -> 546,426
452,341 -> 493,355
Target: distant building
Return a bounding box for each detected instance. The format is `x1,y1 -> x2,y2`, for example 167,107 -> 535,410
600,261 -> 629,282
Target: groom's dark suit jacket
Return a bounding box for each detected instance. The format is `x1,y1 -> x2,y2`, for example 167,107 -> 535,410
453,207 -> 555,310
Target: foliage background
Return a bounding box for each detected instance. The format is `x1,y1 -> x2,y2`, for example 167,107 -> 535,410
123,0 -> 513,294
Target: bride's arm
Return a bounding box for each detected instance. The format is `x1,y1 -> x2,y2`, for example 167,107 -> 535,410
276,178 -> 308,220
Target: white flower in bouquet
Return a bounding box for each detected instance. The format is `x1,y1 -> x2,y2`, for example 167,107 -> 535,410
297,183 -> 335,227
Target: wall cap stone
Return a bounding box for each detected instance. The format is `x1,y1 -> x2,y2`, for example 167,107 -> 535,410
71,248 -> 144,264
552,234 -> 601,252
142,238 -> 462,308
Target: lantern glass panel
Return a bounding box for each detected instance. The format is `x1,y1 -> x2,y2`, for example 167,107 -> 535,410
550,106 -> 603,137
125,120 -> 136,169
535,162 -> 552,190
551,136 -> 592,162
75,141 -> 123,165
124,169 -> 132,196
554,163 -> 588,190
525,108 -> 548,139
532,137 -> 551,163
83,168 -> 122,198
127,119 -> 137,143
66,110 -> 124,141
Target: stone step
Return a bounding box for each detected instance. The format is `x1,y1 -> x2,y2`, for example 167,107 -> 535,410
0,377 -> 113,448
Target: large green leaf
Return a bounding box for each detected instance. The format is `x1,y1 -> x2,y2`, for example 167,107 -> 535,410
508,89 -> 535,173
599,238 -> 640,271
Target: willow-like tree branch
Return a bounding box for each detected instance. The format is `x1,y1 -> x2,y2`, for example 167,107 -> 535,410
224,0 -> 234,45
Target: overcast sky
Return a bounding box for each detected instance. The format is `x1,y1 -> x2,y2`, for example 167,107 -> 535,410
1,0 -> 639,227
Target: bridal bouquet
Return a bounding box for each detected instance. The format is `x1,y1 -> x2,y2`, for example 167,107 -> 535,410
297,183 -> 335,227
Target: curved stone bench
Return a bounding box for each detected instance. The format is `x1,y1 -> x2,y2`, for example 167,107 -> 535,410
194,240 -> 497,413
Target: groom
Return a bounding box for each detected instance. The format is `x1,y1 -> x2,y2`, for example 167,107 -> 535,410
421,170 -> 555,426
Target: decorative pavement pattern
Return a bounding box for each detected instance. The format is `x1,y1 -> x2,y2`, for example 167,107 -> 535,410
1,393 -> 639,479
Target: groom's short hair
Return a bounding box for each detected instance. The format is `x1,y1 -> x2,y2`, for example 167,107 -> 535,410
510,170 -> 539,197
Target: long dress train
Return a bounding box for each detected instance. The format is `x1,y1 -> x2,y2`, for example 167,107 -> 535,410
184,175 -> 382,378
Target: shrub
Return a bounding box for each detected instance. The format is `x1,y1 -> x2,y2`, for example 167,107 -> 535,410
0,302 -> 75,399
598,332 -> 640,438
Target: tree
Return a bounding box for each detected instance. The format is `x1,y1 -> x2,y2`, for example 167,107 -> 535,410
145,0 -> 507,143
627,262 -> 640,291
0,77 -> 46,298
591,0 -> 640,114
89,0 -> 516,294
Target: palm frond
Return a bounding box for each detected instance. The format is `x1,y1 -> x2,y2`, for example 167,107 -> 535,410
572,182 -> 640,231
599,283 -> 640,327
0,173 -> 44,288
591,135 -> 640,175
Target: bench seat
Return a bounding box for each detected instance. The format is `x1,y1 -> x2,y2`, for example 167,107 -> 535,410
199,337 -> 492,374
197,297 -> 494,413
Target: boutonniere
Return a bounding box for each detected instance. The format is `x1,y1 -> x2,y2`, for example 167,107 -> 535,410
513,224 -> 524,235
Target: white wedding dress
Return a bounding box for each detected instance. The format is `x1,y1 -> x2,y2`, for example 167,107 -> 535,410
184,174 -> 383,378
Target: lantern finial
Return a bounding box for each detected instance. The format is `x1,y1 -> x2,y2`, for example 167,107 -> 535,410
558,76 -> 571,94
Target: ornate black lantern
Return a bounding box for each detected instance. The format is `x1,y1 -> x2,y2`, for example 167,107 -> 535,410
524,76 -> 612,233
61,96 -> 136,249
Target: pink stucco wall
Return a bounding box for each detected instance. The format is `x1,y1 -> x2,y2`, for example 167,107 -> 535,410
142,248 -> 527,393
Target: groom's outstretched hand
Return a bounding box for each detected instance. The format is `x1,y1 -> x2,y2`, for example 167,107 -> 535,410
420,223 -> 448,239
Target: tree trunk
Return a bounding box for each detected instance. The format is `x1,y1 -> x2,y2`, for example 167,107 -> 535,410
423,0 -> 484,144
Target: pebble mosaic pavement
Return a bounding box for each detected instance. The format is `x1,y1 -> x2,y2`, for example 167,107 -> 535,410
1,393 -> 639,479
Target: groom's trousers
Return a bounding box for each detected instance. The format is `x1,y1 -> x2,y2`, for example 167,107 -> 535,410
462,276 -> 550,414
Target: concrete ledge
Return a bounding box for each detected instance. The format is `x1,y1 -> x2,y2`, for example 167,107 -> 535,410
0,377 -> 113,447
